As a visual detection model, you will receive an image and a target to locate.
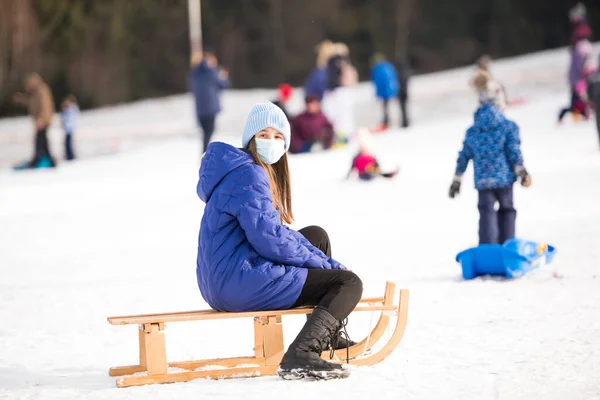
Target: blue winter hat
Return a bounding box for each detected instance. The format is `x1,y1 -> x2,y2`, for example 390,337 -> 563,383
242,101 -> 291,150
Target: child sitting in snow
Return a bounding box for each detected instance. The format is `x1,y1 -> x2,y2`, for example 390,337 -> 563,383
346,128 -> 398,181
289,95 -> 335,154
449,102 -> 531,245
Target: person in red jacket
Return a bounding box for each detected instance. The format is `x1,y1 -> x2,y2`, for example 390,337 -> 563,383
346,128 -> 399,181
289,95 -> 335,154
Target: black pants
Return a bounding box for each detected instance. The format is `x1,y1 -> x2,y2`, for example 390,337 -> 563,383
292,226 -> 363,321
478,187 -> 516,245
382,99 -> 390,126
65,133 -> 75,160
399,90 -> 409,128
382,95 -> 409,128
199,115 -> 216,154
29,127 -> 56,168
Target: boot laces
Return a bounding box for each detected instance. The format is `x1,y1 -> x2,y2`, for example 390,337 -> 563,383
329,317 -> 350,363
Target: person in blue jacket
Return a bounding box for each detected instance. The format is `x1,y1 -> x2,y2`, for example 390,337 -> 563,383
189,49 -> 229,155
448,103 -> 532,245
370,53 -> 399,129
196,101 -> 363,380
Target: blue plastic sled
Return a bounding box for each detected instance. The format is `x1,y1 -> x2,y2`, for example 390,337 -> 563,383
456,238 -> 556,280
12,156 -> 53,171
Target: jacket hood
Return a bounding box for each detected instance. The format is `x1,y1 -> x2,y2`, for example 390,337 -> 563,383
197,142 -> 254,203
473,103 -> 506,129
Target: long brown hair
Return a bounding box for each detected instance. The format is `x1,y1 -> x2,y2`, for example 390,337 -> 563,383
246,137 -> 294,224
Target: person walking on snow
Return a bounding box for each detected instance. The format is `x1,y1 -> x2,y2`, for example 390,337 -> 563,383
370,53 -> 400,130
12,73 -> 57,168
189,49 -> 229,155
196,101 -> 362,380
449,103 -> 532,245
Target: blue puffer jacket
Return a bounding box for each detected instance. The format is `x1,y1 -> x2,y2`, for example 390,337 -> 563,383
371,61 -> 400,100
455,104 -> 524,190
196,142 -> 346,312
189,60 -> 229,119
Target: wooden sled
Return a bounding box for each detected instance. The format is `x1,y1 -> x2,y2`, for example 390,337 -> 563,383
107,281 -> 409,388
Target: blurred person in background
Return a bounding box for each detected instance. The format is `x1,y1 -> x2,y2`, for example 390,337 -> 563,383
304,40 -> 334,101
61,94 -> 80,161
560,39 -> 594,123
12,73 -> 57,169
189,49 -> 229,155
322,43 -> 358,146
370,52 -> 399,131
397,59 -> 411,128
560,4 -> 594,123
271,83 -> 293,120
470,55 -> 508,109
569,3 -> 592,47
289,95 -> 335,154
346,128 -> 399,181
472,70 -> 507,112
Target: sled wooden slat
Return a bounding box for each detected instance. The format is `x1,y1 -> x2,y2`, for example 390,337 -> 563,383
117,366 -> 279,388
107,281 -> 409,387
107,305 -> 396,325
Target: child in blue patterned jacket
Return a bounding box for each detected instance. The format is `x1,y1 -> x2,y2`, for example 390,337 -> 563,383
448,103 -> 532,244
61,94 -> 79,160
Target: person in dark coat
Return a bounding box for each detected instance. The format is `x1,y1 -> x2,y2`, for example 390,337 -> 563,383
189,50 -> 229,154
449,103 -> 532,245
196,101 -> 363,380
289,95 -> 335,154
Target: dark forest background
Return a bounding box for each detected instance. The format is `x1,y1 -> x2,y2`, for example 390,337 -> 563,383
1,0 -> 599,117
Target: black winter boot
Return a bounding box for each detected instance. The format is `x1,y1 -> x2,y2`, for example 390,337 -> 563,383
305,313 -> 357,351
277,307 -> 350,380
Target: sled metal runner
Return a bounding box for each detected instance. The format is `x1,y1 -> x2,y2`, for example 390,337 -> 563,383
106,281 -> 409,387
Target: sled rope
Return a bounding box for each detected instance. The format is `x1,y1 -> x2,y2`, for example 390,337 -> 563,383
362,307 -> 377,355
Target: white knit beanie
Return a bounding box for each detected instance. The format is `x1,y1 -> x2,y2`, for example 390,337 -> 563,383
242,101 -> 291,150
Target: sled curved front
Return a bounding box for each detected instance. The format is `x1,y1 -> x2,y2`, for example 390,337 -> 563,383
329,289 -> 409,366
322,281 -> 397,360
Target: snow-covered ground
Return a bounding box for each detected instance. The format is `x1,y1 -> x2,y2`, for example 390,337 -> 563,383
1,46 -> 600,400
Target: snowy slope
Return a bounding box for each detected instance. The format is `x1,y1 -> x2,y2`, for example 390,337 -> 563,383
1,47 -> 600,400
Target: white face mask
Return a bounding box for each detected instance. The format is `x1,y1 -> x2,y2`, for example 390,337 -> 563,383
255,138 -> 286,164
